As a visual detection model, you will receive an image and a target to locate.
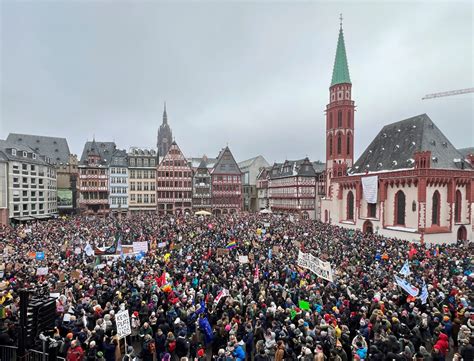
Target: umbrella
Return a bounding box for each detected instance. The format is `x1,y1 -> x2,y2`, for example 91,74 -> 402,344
195,210 -> 212,216
259,208 -> 272,214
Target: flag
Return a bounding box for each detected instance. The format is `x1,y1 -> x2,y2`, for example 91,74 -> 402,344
394,275 -> 419,297
420,282 -> 429,304
104,232 -> 120,254
290,309 -> 297,320
84,244 -> 94,257
408,245 -> 417,259
226,240 -> 236,250
198,316 -> 214,345
268,248 -> 272,260
254,264 -> 260,284
298,300 -> 310,311
214,288 -> 229,304
156,272 -> 167,287
399,261 -> 411,276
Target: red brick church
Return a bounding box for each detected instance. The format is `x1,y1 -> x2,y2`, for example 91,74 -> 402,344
321,21 -> 474,244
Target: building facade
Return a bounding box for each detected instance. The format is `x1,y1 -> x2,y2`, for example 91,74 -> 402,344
256,167 -> 271,211
320,22 -> 474,243
157,103 -> 173,160
156,141 -> 193,215
191,157 -> 213,212
268,158 -> 321,219
78,140 -> 116,215
0,140 -> 57,223
211,146 -> 242,215
109,149 -> 128,215
6,133 -> 78,213
128,148 -> 157,213
238,155 -> 270,212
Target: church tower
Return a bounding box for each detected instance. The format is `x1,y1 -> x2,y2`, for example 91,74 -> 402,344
157,102 -> 173,159
325,16 -> 355,194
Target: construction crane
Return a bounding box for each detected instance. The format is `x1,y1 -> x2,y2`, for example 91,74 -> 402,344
422,87 -> 474,100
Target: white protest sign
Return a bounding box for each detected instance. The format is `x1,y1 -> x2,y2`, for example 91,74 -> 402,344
297,251 -> 333,282
133,241 -> 148,254
158,242 -> 167,248
238,256 -> 249,264
116,309 -> 132,338
36,267 -> 49,276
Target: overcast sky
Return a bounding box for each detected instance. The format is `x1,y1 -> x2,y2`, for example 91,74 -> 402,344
1,1 -> 472,164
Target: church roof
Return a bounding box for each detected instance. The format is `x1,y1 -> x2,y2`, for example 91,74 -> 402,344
351,114 -> 472,174
331,27 -> 351,86
6,133 -> 71,165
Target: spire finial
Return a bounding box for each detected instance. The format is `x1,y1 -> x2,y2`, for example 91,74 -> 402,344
339,13 -> 343,30
163,101 -> 168,124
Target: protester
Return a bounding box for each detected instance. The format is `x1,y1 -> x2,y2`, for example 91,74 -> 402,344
0,213 -> 471,361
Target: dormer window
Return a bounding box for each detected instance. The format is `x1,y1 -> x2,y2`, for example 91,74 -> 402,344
33,153 -> 37,159
23,151 -> 27,157
12,149 -> 17,156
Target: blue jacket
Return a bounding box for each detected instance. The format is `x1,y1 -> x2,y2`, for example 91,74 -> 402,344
233,345 -> 246,361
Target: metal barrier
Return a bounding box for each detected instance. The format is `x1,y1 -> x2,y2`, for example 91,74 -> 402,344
0,345 -> 65,361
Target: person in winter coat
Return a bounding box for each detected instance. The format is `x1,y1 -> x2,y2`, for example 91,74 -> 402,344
155,328 -> 167,358
66,340 -> 85,361
175,331 -> 190,359
433,333 -> 449,356
274,340 -> 285,361
460,336 -> 474,361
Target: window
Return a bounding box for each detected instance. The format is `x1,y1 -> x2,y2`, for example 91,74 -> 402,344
12,149 -> 17,156
338,111 -> 342,127
432,191 -> 440,225
395,190 -> 406,225
329,113 -> 333,128
23,151 -> 27,157
455,190 -> 462,223
368,203 -> 376,218
329,137 -> 333,156
33,153 -> 36,159
347,111 -> 351,128
337,134 -> 342,155
347,135 -> 351,155
347,191 -> 354,220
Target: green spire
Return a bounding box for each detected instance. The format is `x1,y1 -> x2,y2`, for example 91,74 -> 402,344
331,23 -> 351,87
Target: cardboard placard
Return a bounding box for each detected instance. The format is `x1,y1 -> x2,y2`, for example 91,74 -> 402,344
71,270 -> 81,280
216,248 -> 230,257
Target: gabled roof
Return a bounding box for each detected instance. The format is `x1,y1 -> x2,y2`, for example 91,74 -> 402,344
79,141 -> 117,166
312,161 -> 326,173
6,133 -> 70,165
188,156 -> 217,170
331,27 -> 351,86
257,166 -> 272,180
351,114 -> 472,174
269,158 -> 318,179
211,146 -> 242,175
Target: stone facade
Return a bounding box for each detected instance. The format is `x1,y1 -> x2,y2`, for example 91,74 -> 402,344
128,148 -> 157,213
109,149 -> 128,214
238,156 -> 270,212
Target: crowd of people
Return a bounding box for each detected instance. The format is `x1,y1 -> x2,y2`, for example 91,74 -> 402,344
0,212 -> 472,361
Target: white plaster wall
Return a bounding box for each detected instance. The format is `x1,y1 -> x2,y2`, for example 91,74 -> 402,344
385,185 -> 418,228
425,185 -> 447,227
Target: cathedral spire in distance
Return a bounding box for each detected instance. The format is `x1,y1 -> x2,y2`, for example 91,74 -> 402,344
157,101 -> 173,158
163,102 -> 168,124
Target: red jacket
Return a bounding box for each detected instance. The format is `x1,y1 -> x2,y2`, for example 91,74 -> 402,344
434,333 -> 449,355
66,345 -> 85,361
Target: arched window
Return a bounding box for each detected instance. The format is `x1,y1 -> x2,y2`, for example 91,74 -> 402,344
338,111 -> 342,127
347,111 -> 351,128
329,113 -> 333,128
432,191 -> 440,225
455,190 -> 462,223
395,190 -> 406,225
347,134 -> 351,155
347,191 -> 354,220
329,137 -> 333,156
337,134 -> 342,154
324,209 -> 329,223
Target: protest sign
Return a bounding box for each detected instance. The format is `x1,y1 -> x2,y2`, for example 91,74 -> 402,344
216,248 -> 230,257
158,242 -> 167,248
297,251 -> 334,282
133,241 -> 148,254
36,267 -> 49,276
36,252 -> 45,260
238,256 -> 249,264
115,310 -> 132,338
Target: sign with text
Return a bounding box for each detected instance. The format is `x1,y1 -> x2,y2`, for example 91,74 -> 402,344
297,251 -> 334,282
133,241 -> 148,254
116,309 -> 132,338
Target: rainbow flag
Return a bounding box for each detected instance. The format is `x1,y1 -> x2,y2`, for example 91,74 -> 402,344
226,240 -> 236,250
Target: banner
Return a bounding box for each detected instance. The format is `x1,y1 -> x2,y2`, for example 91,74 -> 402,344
399,261 -> 411,276
214,288 -> 229,304
116,310 -> 132,338
133,241 -> 148,254
362,175 -> 378,204
394,275 -> 419,297
216,248 -> 230,257
297,251 -> 334,282
420,282 -> 429,304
